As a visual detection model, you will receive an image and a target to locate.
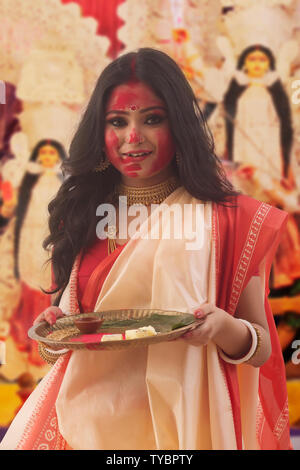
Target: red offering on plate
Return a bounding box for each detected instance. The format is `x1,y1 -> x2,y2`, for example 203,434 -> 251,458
69,332 -> 126,349
70,333 -> 126,343
73,316 -> 103,334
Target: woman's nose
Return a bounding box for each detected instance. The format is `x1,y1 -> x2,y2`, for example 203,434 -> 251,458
125,127 -> 145,144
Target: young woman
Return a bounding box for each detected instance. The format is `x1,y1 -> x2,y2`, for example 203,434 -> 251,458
0,48 -> 291,450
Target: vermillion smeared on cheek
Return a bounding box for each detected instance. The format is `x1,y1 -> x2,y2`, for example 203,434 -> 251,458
149,129 -> 175,174
105,81 -> 176,179
105,129 -> 120,166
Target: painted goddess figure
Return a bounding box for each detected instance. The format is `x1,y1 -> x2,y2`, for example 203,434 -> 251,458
0,139 -> 67,381
223,44 -> 293,184
223,45 -> 300,289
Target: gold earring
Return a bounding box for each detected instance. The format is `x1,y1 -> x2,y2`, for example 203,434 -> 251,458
94,155 -> 110,172
175,152 -> 181,166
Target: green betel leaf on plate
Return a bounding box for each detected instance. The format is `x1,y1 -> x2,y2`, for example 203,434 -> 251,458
99,313 -> 195,333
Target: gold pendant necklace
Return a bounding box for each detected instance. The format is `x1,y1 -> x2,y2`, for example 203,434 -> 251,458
107,176 -> 180,255
116,175 -> 180,206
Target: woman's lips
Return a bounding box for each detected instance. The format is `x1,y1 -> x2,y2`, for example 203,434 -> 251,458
124,163 -> 142,170
121,151 -> 153,164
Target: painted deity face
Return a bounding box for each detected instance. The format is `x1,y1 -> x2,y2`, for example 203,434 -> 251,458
244,50 -> 270,78
104,81 -> 176,180
37,145 -> 60,168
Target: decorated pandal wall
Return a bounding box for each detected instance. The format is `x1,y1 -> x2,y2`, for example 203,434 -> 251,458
0,0 -> 299,440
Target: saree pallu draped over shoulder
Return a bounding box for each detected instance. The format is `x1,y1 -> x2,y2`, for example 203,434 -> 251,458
0,189 -> 291,450
216,195 -> 291,450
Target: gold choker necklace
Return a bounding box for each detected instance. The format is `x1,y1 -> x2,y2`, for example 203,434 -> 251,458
116,176 -> 180,206
106,176 -> 180,255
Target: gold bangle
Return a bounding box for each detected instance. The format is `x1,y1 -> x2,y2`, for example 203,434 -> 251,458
246,325 -> 261,363
38,342 -> 63,365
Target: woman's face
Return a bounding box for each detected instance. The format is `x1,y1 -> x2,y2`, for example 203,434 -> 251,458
104,81 -> 176,180
37,145 -> 60,168
244,49 -> 270,78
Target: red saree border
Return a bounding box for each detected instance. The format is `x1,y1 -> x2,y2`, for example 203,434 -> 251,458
69,255 -> 82,314
227,202 -> 271,316
212,202 -> 220,302
257,396 -> 290,449
31,412 -> 66,450
16,354 -> 71,450
273,398 -> 290,442
256,398 -> 265,444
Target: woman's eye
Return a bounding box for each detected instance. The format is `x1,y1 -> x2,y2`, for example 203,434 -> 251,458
145,114 -> 165,125
107,118 -> 127,127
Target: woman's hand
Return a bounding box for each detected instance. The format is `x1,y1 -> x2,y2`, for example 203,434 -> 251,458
182,303 -> 227,347
33,306 -> 65,326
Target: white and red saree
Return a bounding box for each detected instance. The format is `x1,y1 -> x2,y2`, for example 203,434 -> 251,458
0,189 -> 291,450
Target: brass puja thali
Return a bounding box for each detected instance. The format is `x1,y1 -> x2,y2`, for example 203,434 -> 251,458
28,309 -> 197,356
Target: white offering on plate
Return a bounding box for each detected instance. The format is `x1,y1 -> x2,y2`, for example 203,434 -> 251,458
125,325 -> 157,340
100,334 -> 123,342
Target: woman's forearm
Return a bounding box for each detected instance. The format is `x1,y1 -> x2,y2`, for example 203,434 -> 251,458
213,312 -> 272,368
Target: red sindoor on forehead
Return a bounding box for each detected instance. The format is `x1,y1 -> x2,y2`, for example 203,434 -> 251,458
107,81 -> 164,112
108,88 -> 142,110
130,56 -> 138,82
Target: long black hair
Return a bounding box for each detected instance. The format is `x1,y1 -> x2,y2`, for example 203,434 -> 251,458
224,44 -> 293,176
44,48 -> 238,297
14,139 -> 67,279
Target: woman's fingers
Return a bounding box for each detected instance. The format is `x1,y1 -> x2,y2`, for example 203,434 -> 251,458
33,313 -> 45,325
183,326 -> 205,344
33,307 -> 65,325
45,308 -> 65,324
182,317 -> 205,338
193,303 -> 215,319
44,311 -> 57,325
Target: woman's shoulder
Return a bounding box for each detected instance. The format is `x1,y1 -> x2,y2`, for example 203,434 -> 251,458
216,194 -> 288,231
